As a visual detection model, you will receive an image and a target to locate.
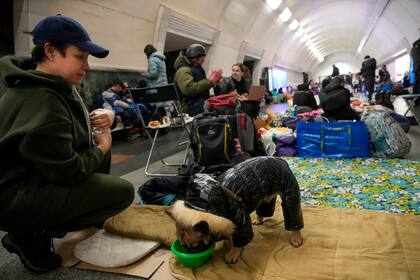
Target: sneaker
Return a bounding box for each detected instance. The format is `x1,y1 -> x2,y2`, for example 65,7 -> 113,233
1,232 -> 62,274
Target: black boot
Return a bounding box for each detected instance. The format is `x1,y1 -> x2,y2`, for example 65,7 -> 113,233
1,232 -> 62,274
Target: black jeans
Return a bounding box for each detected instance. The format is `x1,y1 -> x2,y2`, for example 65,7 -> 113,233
365,77 -> 375,101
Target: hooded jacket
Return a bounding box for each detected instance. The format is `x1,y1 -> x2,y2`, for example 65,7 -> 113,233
0,56 -> 105,193
293,90 -> 319,110
142,51 -> 168,87
171,157 -> 303,247
173,51 -> 213,113
361,58 -> 377,79
321,83 -> 359,120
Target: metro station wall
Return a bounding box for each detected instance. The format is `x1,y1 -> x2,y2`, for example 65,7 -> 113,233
312,52 -> 361,80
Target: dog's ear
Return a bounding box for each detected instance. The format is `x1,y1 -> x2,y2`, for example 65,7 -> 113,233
193,220 -> 210,236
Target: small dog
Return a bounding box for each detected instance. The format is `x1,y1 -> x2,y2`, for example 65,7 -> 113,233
166,156 -> 304,264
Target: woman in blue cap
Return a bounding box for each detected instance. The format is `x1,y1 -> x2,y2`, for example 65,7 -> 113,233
0,15 -> 134,273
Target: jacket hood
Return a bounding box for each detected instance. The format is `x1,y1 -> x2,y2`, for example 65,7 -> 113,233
324,83 -> 343,94
174,51 -> 192,70
0,55 -> 72,93
150,51 -> 166,61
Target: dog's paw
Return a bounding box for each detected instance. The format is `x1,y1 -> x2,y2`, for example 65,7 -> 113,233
224,247 -> 243,264
290,231 -> 303,248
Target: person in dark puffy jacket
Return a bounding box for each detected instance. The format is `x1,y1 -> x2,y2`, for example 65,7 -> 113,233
411,37 -> 420,95
361,55 -> 377,102
166,156 -> 304,264
321,76 -> 360,121
293,83 -> 319,110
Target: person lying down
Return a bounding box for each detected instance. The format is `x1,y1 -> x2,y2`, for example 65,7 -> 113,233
166,156 -> 304,264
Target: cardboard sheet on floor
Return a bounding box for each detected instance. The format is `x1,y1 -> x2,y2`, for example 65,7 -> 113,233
54,228 -> 168,279
104,204 -> 420,280
170,206 -> 420,280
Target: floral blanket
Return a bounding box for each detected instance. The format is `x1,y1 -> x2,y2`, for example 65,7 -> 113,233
285,158 -> 420,214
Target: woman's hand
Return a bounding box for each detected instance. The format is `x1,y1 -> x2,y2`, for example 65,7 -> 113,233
93,129 -> 112,155
90,109 -> 115,129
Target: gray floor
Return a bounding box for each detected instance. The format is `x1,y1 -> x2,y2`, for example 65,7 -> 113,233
1,125 -> 419,279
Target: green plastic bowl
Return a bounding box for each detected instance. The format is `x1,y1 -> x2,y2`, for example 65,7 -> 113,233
170,239 -> 215,268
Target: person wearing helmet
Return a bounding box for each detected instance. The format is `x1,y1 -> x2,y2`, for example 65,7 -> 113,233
174,44 -> 221,116
0,15 -> 134,273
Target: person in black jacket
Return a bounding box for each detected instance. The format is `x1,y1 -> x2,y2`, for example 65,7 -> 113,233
378,65 -> 390,83
292,83 -> 319,110
361,55 -> 377,102
214,63 -> 260,118
320,76 -> 360,121
332,64 -> 340,77
166,156 -> 304,264
411,37 -> 420,95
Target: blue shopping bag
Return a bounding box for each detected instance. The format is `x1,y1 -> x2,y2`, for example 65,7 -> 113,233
296,121 -> 370,158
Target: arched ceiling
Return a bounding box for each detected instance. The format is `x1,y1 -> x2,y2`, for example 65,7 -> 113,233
205,0 -> 420,73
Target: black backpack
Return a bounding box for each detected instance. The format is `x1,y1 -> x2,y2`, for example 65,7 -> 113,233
190,112 -> 235,167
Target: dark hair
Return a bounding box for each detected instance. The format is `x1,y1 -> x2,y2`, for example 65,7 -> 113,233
144,44 -> 157,58
31,42 -> 69,64
297,83 -> 309,91
332,76 -> 344,86
112,79 -> 124,87
321,78 -> 331,88
364,55 -> 370,59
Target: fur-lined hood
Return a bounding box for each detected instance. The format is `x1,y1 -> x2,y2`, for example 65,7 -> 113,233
167,200 -> 236,238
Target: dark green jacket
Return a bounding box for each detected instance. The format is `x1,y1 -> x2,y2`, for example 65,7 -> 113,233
173,52 -> 213,112
0,56 -> 104,192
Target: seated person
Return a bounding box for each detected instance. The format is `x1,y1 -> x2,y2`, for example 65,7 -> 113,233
320,76 -> 360,121
215,63 -> 261,119
292,83 -> 319,111
389,83 -> 410,96
102,79 -> 137,127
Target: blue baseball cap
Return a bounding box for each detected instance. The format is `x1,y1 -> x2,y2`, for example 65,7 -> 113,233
32,14 -> 109,58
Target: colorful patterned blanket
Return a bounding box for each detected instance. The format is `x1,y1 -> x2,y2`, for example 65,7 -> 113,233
285,158 -> 420,214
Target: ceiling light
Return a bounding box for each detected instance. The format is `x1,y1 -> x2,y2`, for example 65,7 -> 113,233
305,39 -> 311,47
279,7 -> 292,22
265,0 -> 282,10
296,27 -> 304,37
288,19 -> 299,31
301,33 -> 308,42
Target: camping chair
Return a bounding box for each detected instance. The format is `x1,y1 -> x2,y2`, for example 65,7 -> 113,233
401,94 -> 420,125
129,84 -> 190,176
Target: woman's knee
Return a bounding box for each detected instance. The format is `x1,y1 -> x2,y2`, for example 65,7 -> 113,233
89,174 -> 135,207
